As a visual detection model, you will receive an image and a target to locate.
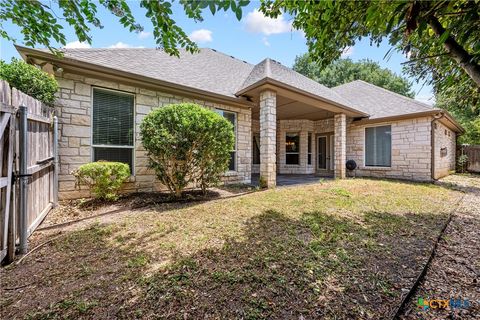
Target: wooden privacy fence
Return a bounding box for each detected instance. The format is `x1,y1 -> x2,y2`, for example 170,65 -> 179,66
0,80 -> 58,264
458,145 -> 480,173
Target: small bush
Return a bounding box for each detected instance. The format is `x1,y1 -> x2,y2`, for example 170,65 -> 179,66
140,103 -> 234,197
457,154 -> 469,173
0,58 -> 58,105
73,161 -> 130,201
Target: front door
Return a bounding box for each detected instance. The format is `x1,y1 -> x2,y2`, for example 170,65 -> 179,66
318,136 -> 327,170
317,134 -> 333,172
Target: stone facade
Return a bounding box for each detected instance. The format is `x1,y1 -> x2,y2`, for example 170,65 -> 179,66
277,120 -> 315,174
54,71 -> 457,197
346,116 -> 433,181
252,118 -> 335,175
334,114 -> 347,179
55,72 -> 251,199
259,90 -> 277,187
433,120 -> 456,179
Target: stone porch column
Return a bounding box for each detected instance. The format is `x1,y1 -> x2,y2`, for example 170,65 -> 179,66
334,113 -> 346,179
259,90 -> 277,187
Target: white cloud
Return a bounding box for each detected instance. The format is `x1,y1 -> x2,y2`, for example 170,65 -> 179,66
189,29 -> 213,43
415,94 -> 436,106
262,37 -> 270,47
108,42 -> 144,49
138,31 -> 151,39
245,9 -> 292,35
64,41 -> 91,49
341,46 -> 354,58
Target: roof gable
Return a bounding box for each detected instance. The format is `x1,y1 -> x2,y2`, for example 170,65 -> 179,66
332,80 -> 437,119
238,58 -> 358,111
39,47 -> 255,98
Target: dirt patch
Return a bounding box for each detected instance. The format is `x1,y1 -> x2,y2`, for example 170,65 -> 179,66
400,174 -> 480,319
0,178 -> 464,319
40,186 -> 255,230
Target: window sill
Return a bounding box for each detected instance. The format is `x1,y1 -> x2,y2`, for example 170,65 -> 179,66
360,166 -> 392,171
224,171 -> 238,176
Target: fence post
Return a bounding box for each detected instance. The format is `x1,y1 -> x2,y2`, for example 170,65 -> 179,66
18,105 -> 28,254
53,116 -> 59,207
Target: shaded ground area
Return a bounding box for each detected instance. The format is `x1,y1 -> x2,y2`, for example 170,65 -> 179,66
251,174 -> 327,187
0,178 -> 463,319
40,185 -> 255,229
400,174 -> 480,319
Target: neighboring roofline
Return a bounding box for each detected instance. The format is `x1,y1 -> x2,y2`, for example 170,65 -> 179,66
15,45 -> 254,109
351,109 -> 464,133
236,77 -> 370,117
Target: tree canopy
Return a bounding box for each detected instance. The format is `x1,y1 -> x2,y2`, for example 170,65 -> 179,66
293,55 -> 414,97
2,1 -> 478,109
0,0 -> 250,55
436,91 -> 480,145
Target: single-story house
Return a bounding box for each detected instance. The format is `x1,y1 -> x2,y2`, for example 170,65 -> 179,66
16,46 -> 463,199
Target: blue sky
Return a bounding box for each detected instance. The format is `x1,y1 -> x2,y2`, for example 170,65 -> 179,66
0,1 -> 434,104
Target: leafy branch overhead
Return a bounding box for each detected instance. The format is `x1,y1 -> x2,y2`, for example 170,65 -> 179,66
1,0 -> 479,104
0,0 -> 250,56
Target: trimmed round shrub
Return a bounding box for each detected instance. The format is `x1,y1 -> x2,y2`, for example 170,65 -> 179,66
0,58 -> 58,105
140,103 -> 234,197
73,161 -> 130,201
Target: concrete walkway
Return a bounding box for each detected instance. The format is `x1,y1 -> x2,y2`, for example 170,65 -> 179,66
251,174 -> 328,187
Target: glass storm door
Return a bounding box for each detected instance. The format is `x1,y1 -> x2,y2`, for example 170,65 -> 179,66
318,136 -> 327,170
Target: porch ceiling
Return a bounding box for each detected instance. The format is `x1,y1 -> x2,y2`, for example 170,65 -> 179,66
252,94 -> 336,120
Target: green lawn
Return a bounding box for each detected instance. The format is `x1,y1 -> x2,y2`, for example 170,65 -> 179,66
1,178 -> 462,319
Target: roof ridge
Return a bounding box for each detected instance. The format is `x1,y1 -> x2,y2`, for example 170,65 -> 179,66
265,58 -> 272,78
203,48 -> 255,66
340,80 -> 434,110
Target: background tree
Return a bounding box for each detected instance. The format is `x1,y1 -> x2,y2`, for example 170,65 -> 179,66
2,1 -> 478,91
435,91 -> 480,145
293,55 -> 414,97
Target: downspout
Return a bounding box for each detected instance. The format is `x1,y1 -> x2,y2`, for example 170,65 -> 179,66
431,112 -> 445,180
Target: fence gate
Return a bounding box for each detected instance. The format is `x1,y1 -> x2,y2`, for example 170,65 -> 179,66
458,145 -> 480,173
0,80 -> 58,264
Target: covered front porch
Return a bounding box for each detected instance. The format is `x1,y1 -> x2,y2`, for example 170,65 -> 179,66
236,60 -> 368,188
251,174 -> 327,187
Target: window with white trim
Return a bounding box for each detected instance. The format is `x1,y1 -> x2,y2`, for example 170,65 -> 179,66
92,88 -> 134,171
365,125 -> 391,167
216,109 -> 237,171
286,133 -> 300,165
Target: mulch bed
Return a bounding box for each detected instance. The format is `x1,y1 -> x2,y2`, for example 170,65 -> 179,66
40,186 -> 255,230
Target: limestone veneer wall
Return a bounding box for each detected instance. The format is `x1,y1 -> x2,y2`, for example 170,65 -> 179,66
55,72 -> 251,199
252,118 -> 334,175
433,120 -> 456,179
346,116 -> 433,181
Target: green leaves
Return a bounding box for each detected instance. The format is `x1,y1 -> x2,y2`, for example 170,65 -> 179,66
140,103 -> 235,197
0,58 -> 59,105
1,0 -> 248,56
73,162 -> 131,201
293,55 -> 415,98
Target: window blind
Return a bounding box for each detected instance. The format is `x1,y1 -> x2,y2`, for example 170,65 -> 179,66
92,88 -> 134,170
92,89 -> 134,146
365,126 -> 391,167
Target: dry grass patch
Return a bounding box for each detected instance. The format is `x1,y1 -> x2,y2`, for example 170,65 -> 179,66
1,178 -> 463,319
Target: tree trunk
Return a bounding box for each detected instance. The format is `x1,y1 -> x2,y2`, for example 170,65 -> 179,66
427,15 -> 480,87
